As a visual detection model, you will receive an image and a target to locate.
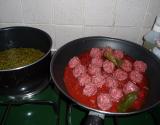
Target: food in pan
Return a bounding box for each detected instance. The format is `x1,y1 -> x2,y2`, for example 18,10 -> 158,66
64,47 -> 149,112
0,48 -> 44,70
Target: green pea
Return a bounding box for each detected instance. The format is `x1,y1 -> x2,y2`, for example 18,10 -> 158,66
0,48 -> 44,70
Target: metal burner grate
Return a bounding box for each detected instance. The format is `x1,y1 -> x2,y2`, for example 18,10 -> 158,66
0,84 -> 61,125
60,101 -> 160,125
0,100 -> 59,125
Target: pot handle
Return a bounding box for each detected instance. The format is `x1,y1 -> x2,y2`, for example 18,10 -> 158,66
82,111 -> 105,125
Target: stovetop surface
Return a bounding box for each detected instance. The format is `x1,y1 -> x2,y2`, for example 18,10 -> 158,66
0,83 -> 160,125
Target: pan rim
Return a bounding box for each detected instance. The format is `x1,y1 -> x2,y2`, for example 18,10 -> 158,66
50,36 -> 160,115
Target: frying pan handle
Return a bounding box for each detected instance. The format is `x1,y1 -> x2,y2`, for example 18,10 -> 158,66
82,111 -> 105,125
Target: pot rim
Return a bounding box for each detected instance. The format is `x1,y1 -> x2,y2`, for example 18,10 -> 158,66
0,26 -> 52,72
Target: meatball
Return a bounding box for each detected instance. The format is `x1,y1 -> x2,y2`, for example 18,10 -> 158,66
88,64 -> 101,75
109,88 -> 123,102
103,60 -> 115,73
97,93 -> 112,111
121,59 -> 132,72
106,76 -> 118,88
72,64 -> 86,78
113,49 -> 124,59
91,58 -> 103,67
92,74 -> 106,88
68,56 -> 80,68
133,60 -> 147,73
129,70 -> 143,83
78,73 -> 91,87
113,69 -> 128,81
123,81 -> 139,95
90,48 -> 102,58
83,83 -> 97,96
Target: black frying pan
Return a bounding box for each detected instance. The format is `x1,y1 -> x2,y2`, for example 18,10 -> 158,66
50,36 -> 160,125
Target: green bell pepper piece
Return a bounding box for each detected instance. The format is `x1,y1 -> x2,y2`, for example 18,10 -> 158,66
117,92 -> 138,112
104,52 -> 123,67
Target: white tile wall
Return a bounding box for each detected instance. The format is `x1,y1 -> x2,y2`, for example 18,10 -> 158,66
115,0 -> 148,27
54,0 -> 83,25
113,27 -> 141,43
0,0 -> 159,49
84,26 -> 114,37
22,0 -> 52,24
84,0 -> 115,26
0,0 -> 22,23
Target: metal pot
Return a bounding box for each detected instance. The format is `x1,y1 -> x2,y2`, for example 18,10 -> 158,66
50,36 -> 160,125
0,26 -> 52,98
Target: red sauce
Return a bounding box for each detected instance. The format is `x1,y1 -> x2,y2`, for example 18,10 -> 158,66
64,50 -> 148,112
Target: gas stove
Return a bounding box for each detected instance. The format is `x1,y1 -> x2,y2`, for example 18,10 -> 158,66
0,81 -> 160,125
0,51 -> 160,125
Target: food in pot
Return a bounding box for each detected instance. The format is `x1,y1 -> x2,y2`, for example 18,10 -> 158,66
64,47 -> 149,112
0,48 -> 44,70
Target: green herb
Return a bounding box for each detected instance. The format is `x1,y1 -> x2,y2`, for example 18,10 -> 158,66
117,92 -> 138,112
0,48 -> 44,70
104,52 -> 123,67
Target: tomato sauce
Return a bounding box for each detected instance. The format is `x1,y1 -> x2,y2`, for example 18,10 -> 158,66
64,50 -> 148,112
